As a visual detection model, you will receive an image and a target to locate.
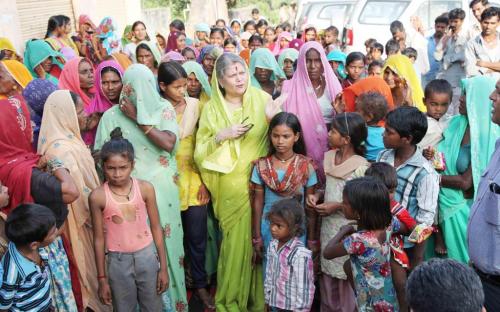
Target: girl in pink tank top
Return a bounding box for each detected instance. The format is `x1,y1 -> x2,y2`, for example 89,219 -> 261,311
89,128 -> 169,310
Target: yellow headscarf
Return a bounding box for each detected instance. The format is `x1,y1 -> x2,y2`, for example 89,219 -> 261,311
0,37 -> 16,53
1,60 -> 33,88
383,54 -> 426,112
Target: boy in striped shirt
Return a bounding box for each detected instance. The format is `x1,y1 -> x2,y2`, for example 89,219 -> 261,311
0,204 -> 57,311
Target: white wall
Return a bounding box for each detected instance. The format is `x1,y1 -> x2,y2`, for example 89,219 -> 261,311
0,0 -> 23,52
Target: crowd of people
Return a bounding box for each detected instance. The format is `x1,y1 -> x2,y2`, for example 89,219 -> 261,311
0,0 -> 499,311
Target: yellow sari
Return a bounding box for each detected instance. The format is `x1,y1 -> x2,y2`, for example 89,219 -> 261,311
0,60 -> 33,99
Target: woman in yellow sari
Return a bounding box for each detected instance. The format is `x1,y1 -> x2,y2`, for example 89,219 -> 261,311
195,53 -> 276,311
382,54 -> 425,111
0,38 -> 22,61
0,60 -> 33,99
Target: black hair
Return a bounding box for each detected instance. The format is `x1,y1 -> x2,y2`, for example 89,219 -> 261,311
266,196 -> 305,237
365,162 -> 398,191
224,38 -> 238,48
252,8 -> 260,14
386,106 -> 428,145
346,52 -> 365,66
364,38 -> 377,47
407,259 -> 484,312
268,112 -> 307,156
470,0 -> 488,8
131,21 -> 150,41
304,26 -> 316,34
244,20 -> 256,31
281,22 -> 292,32
69,91 -> 79,106
182,46 -> 197,58
390,20 -> 405,34
45,15 -> 71,38
402,47 -> 417,60
158,61 -> 188,95
169,19 -> 185,32
331,113 -> 367,156
325,26 -> 339,36
100,127 -> 135,163
481,6 -> 500,21
256,19 -> 269,30
249,34 -> 264,45
343,177 -> 392,230
435,15 -> 449,25
101,66 -> 121,79
6,203 -> 56,246
385,39 -> 400,55
368,60 -> 384,72
210,27 -> 225,38
449,8 -> 466,20
355,91 -> 388,124
215,19 -> 226,26
136,43 -> 158,68
230,20 -> 241,27
424,79 -> 453,101
371,42 -> 384,54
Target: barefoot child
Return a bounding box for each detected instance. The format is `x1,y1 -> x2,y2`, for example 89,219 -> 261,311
264,197 -> 315,312
324,177 -> 399,311
89,128 -> 169,310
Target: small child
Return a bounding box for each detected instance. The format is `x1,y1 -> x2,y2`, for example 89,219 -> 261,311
364,38 -> 377,55
342,52 -> 366,89
323,177 -> 399,311
370,42 -> 384,62
385,39 -> 400,57
89,128 -> 169,310
327,50 -> 347,81
377,107 -> 439,268
264,197 -> 315,312
368,60 -> 383,77
355,92 -> 388,161
324,26 -> 341,53
402,47 -> 421,81
0,203 -> 57,311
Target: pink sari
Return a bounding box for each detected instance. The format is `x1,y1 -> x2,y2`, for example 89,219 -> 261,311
282,41 -> 342,184
86,60 -> 124,114
272,31 -> 292,56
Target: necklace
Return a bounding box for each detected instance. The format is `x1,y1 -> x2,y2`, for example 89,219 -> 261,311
313,76 -> 324,91
109,179 -> 133,201
274,153 -> 296,163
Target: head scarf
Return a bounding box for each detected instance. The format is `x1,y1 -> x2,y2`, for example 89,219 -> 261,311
78,15 -> 97,33
111,52 -> 133,70
24,39 -> 65,85
166,31 -> 182,52
282,41 -> 342,183
97,17 -> 121,54
161,51 -> 186,63
0,37 -> 16,53
229,19 -> 242,36
272,31 -> 292,56
288,38 -> 304,51
121,25 -> 133,47
0,96 -> 39,214
278,48 -> 299,69
249,48 -> 285,89
195,23 -> 211,36
383,54 -> 425,112
136,40 -> 162,67
343,76 -> 394,112
58,57 -> 95,108
1,60 -> 33,90
197,45 -> 222,63
22,79 -> 58,145
327,50 -> 347,79
182,46 -> 200,59
87,60 -> 124,114
182,60 -> 212,97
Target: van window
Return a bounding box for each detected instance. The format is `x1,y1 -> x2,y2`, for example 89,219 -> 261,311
416,0 -> 461,31
358,0 -> 410,25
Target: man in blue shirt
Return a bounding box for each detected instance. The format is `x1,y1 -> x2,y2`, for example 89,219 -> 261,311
423,15 -> 449,86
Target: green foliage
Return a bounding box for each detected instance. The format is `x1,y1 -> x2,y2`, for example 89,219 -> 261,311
143,0 -> 189,20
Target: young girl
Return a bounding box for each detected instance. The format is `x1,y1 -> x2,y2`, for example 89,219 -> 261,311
89,128 -> 169,311
264,197 -> 315,312
306,112 -> 369,312
342,52 -> 366,89
251,112 -> 318,268
323,176 -> 399,311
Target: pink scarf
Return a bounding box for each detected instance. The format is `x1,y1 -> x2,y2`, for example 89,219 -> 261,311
272,31 -> 292,56
282,41 -> 342,184
58,57 -> 95,108
87,60 -> 124,114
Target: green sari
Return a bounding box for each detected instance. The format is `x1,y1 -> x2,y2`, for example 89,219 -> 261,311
427,76 -> 499,263
194,59 -> 270,312
23,39 -> 65,85
94,64 -> 188,311
249,48 -> 285,89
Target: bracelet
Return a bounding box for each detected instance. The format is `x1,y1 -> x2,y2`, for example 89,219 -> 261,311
47,158 -> 65,174
144,125 -> 154,135
307,240 -> 319,246
97,275 -> 107,279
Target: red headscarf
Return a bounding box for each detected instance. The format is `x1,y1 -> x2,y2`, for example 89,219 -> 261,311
166,31 -> 182,52
58,57 -> 95,108
343,76 -> 395,112
0,96 -> 40,214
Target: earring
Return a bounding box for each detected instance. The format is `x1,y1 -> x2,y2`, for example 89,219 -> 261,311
12,85 -> 18,90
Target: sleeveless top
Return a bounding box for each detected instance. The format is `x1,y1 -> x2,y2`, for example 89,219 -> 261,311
103,178 -> 153,252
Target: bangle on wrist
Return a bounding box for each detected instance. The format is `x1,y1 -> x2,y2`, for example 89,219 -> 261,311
47,158 -> 66,174
144,125 -> 154,135
97,275 -> 107,279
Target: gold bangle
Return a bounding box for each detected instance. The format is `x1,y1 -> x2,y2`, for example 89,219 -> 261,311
144,125 -> 154,135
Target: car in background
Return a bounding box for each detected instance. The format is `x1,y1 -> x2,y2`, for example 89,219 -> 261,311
296,0 -> 357,33
342,0 -> 500,53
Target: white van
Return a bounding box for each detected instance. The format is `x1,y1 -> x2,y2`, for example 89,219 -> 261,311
296,0 -> 357,33
342,0 -> 500,53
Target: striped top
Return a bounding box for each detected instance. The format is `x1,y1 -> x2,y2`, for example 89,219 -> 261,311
0,242 -> 52,311
264,237 -> 315,311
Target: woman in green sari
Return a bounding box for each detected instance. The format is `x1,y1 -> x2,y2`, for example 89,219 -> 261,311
249,48 -> 285,98
194,53 -> 277,311
427,75 -> 499,263
24,39 -> 65,85
94,64 -> 188,311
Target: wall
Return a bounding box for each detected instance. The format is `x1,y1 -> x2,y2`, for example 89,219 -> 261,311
0,0 -> 24,52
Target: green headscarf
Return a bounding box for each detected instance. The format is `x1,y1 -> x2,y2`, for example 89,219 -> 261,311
23,39 -> 65,85
249,48 -> 285,89
278,48 -> 299,69
136,40 -> 161,67
120,64 -> 166,126
121,25 -> 132,47
182,61 -> 212,97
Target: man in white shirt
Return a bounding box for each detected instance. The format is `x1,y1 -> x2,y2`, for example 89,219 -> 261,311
467,0 -> 490,40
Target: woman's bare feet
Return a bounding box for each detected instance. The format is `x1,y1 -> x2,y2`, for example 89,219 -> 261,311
434,230 -> 447,256
196,288 -> 215,310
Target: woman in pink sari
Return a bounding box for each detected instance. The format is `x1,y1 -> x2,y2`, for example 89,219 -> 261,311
272,31 -> 293,56
281,41 -> 342,183
87,60 -> 123,114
